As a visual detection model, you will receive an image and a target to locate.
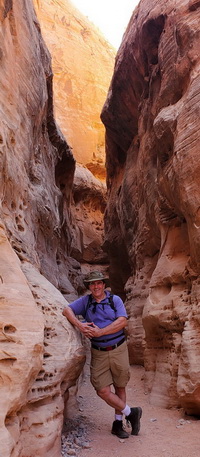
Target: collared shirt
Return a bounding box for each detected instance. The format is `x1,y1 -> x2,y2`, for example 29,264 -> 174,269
68,290 -> 127,348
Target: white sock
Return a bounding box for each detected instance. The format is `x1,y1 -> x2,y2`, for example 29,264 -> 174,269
121,405 -> 131,416
115,414 -> 123,421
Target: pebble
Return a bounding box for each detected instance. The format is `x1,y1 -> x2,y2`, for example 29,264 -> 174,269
178,419 -> 191,425
67,450 -> 76,456
82,442 -> 91,449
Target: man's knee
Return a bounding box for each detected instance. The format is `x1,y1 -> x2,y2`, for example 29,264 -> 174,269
97,386 -> 109,399
115,386 -> 125,392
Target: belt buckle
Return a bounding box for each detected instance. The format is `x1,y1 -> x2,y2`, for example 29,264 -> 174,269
106,345 -> 113,351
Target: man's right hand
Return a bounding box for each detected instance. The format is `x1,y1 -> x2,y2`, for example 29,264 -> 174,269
79,322 -> 95,338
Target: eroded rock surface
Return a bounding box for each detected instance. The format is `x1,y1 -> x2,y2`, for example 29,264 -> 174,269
102,0 -> 200,414
19,262 -> 85,457
0,225 -> 44,457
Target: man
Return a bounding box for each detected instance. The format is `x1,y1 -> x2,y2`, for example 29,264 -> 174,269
62,271 -> 142,439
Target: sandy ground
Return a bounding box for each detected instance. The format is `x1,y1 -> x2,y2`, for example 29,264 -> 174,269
72,357 -> 200,457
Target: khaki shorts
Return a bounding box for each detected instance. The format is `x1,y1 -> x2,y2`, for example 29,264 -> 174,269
90,340 -> 130,391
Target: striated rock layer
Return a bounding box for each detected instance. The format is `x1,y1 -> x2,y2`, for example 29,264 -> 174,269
0,1 -> 85,456
33,0 -> 115,180
102,0 -> 200,414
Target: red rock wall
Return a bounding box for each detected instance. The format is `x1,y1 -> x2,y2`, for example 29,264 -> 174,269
102,0 -> 200,414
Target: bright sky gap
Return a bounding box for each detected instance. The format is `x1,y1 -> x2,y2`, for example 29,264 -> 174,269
71,0 -> 140,48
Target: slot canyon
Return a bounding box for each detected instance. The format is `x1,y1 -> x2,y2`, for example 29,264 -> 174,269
1,0 -> 200,456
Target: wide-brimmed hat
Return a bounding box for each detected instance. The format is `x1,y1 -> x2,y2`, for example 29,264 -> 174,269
83,271 -> 110,288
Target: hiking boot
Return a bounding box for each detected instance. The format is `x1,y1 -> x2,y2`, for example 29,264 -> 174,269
126,407 -> 142,435
111,420 -> 129,438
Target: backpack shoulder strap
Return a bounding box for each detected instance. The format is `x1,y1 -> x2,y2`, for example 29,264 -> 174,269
85,293 -> 93,312
108,293 -> 117,312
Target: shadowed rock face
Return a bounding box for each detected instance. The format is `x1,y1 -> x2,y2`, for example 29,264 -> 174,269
102,0 -> 200,414
71,164 -> 108,269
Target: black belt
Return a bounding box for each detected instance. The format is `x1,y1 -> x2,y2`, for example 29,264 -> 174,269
91,337 -> 125,351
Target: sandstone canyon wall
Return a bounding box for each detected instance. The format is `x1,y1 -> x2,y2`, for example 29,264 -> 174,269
0,1 -> 86,456
102,0 -> 200,415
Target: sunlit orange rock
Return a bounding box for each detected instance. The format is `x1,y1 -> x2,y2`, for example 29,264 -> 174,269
33,0 -> 115,179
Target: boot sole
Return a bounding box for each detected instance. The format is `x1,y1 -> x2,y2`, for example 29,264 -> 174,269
111,430 -> 129,439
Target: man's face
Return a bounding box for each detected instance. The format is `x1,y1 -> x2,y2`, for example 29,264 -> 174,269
89,280 -> 105,300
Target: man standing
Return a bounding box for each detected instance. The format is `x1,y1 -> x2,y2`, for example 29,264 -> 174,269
62,271 -> 142,438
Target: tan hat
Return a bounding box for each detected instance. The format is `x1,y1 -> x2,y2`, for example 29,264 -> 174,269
83,271 -> 110,288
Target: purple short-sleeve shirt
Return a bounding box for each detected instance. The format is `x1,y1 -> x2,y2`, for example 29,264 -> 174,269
68,290 -> 127,348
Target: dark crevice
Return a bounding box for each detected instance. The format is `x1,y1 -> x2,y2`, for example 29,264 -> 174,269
189,0 -> 200,11
45,74 -> 75,195
4,0 -> 12,19
141,15 -> 166,74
